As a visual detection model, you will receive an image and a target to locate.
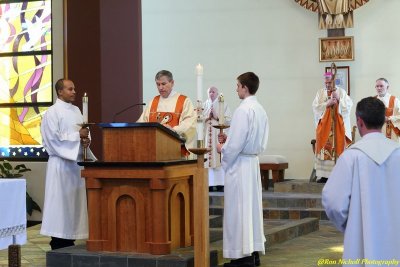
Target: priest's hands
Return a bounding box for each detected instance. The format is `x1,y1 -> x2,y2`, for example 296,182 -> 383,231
327,91 -> 339,107
326,98 -> 338,107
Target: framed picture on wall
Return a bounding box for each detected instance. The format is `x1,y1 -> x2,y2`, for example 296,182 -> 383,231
325,66 -> 350,95
319,36 -> 354,62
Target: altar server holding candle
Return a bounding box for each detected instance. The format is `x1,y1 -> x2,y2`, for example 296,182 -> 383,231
40,79 -> 96,250
217,72 -> 269,266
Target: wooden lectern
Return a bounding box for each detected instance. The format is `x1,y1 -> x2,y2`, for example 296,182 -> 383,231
79,123 -> 197,255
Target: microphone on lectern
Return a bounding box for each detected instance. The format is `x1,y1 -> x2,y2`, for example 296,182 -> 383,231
112,103 -> 146,122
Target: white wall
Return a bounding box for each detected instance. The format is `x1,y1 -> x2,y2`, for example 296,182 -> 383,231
142,0 -> 400,179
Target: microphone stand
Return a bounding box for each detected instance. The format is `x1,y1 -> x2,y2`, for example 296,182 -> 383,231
112,103 -> 146,122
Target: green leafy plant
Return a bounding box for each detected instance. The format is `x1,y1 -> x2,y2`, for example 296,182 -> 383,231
0,160 -> 42,216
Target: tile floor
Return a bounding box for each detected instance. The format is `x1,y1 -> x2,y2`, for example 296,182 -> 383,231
0,222 -> 344,267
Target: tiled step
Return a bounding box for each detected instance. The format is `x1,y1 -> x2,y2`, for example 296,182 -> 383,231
274,179 -> 325,193
209,190 -> 328,221
265,218 -> 319,247
210,214 -> 223,228
264,207 -> 328,221
264,192 -> 322,208
210,218 -> 320,264
210,205 -> 328,221
210,189 -> 324,208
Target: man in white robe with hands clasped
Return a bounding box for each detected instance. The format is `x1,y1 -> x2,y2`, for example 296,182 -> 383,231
217,72 -> 268,267
323,97 -> 400,264
40,78 -> 95,250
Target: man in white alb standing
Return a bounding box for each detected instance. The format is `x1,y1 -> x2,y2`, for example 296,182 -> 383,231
218,72 -> 268,267
41,78 -> 95,249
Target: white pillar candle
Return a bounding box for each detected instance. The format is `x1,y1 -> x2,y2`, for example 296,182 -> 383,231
218,93 -> 224,125
82,92 -> 88,123
196,64 -> 203,102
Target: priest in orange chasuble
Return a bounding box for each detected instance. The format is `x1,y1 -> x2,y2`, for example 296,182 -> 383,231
312,72 -> 353,182
137,70 -> 196,156
375,78 -> 400,142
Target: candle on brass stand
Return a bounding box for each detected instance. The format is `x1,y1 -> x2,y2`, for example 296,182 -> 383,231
82,92 -> 88,123
195,63 -> 204,148
196,99 -> 204,149
213,93 -> 230,161
218,93 -> 225,125
79,93 -> 94,161
189,63 -> 210,267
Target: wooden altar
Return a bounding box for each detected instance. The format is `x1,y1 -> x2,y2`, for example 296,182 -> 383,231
79,123 -> 197,255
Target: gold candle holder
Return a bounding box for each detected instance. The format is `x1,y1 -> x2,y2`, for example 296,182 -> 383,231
77,122 -> 95,161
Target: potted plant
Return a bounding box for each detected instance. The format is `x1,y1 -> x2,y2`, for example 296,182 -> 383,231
0,160 -> 42,216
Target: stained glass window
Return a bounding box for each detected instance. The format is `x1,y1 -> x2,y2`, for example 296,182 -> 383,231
0,0 -> 52,160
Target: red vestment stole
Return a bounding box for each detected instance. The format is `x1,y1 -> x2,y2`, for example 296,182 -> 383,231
382,95 -> 400,139
316,91 -> 351,160
148,94 -> 189,156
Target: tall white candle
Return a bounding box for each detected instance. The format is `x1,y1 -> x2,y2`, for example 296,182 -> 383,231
218,93 -> 224,125
197,121 -> 204,141
82,92 -> 88,123
196,64 -> 203,102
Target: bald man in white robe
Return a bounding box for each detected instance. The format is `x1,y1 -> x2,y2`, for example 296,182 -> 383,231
41,79 -> 95,250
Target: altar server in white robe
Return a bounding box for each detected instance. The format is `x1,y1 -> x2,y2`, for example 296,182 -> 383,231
323,97 -> 400,264
203,86 -> 231,192
40,79 -> 94,250
218,72 -> 268,267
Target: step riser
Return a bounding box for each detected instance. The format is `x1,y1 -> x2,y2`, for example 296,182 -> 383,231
274,180 -> 324,193
264,198 -> 322,208
209,207 -> 329,221
209,218 -> 320,248
264,209 -> 328,221
210,215 -> 223,228
266,219 -> 319,246
211,196 -> 323,209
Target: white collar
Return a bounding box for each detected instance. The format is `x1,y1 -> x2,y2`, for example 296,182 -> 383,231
350,132 -> 400,165
162,90 -> 177,99
56,98 -> 73,109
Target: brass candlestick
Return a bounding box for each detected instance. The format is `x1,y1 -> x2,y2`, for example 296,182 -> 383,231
77,122 -> 95,161
212,124 -> 230,161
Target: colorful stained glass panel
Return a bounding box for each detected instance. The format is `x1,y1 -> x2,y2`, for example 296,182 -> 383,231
0,54 -> 52,104
0,1 -> 52,53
